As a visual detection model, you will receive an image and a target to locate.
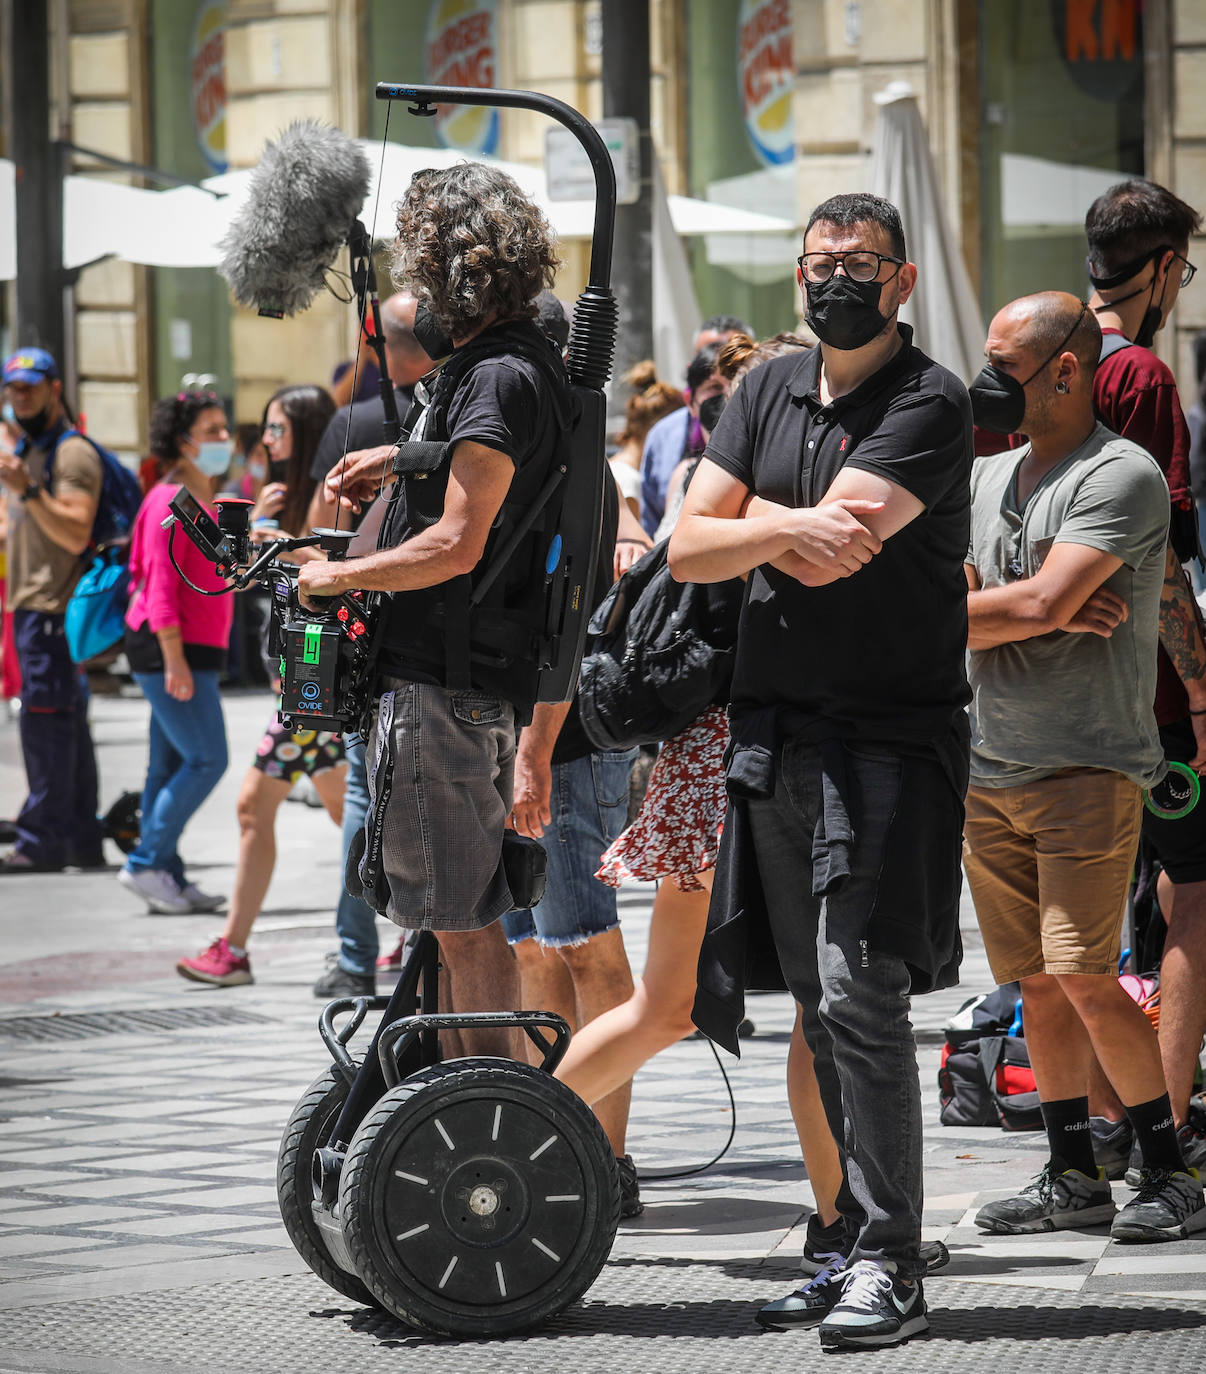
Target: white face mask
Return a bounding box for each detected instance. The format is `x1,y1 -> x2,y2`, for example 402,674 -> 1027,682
194,438 -> 233,476
247,459 -> 267,481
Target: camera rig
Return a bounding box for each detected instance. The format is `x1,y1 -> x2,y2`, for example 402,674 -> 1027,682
163,488 -> 378,734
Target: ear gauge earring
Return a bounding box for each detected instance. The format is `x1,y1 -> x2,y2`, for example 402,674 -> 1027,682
1055,381 -> 1070,394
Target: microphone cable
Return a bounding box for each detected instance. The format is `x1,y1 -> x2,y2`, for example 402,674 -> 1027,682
634,1030 -> 738,1182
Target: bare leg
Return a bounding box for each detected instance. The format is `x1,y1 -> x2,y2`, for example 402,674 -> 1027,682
221,770 -> 291,950
555,877 -> 710,1107
561,929 -> 636,1157
512,938 -> 577,1058
1017,972 -> 1096,1102
310,764 -> 346,828
787,1004 -> 842,1226
1087,1056 -> 1126,1120
439,922 -> 521,1058
1155,874 -> 1206,1124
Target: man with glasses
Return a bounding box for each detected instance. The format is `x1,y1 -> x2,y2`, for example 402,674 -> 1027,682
962,290 -> 1206,1246
1082,181 -> 1206,1184
673,193 -> 972,1349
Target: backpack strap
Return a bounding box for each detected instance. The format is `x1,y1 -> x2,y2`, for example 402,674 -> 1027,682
1099,332 -> 1135,362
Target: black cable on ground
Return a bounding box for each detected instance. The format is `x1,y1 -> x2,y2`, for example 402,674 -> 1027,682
635,1032 -> 737,1181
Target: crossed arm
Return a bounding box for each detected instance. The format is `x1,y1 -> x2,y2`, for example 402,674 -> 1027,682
965,544 -> 1129,650
668,459 -> 923,585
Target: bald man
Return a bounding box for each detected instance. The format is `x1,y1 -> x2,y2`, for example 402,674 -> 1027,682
964,291 -> 1205,1244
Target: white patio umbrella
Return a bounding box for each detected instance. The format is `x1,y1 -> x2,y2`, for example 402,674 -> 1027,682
869,82 -> 985,383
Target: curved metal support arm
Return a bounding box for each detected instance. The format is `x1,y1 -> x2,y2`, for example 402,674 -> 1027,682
375,83 -> 616,292
377,1011 -> 573,1087
318,995 -> 393,1086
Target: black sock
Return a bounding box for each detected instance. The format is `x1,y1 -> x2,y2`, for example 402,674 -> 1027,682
1125,1093 -> 1186,1173
1040,1096 -> 1096,1176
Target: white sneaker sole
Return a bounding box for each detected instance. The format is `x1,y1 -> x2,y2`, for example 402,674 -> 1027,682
819,1312 -> 930,1348
116,867 -> 191,914
176,962 -> 253,988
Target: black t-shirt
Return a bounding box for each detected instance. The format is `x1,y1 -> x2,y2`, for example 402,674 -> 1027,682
377,320 -> 563,719
310,385 -> 415,484
704,325 -> 973,746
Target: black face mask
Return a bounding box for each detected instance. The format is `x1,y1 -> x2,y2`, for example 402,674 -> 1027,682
804,275 -> 891,351
968,302 -> 1089,434
413,301 -> 454,360
1087,247 -> 1169,349
697,393 -> 726,436
15,405 -> 51,440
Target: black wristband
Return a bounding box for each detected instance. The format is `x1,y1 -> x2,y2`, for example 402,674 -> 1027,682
1190,708 -> 1206,716
19,480 -> 40,503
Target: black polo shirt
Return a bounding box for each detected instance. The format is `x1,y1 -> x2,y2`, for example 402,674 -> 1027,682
704,324 -> 973,746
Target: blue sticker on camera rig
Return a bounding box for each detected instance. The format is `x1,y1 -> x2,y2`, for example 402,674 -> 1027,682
545,534 -> 563,576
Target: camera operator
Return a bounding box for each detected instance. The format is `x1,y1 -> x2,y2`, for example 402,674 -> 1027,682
299,163 -> 567,1055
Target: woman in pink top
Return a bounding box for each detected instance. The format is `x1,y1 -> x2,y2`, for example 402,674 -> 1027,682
117,391 -> 234,915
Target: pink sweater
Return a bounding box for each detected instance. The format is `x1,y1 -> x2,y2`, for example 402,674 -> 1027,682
125,483 -> 234,648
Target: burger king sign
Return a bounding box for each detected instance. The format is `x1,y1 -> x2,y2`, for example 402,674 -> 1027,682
425,0 -> 500,157
738,0 -> 794,168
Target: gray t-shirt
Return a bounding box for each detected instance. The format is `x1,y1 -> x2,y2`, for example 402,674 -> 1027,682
967,422 -> 1168,789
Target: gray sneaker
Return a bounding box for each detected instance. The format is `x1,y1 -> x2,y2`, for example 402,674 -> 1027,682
312,962 -> 376,999
1112,1167 -> 1206,1242
1090,1116 -> 1134,1180
975,1164 -> 1116,1234
1126,1108 -> 1206,1187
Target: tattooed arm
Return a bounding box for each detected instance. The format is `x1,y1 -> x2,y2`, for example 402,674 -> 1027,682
1159,541 -> 1206,770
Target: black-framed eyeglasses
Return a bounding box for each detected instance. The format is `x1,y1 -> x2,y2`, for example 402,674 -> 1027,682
263,421 -> 287,439
797,251 -> 904,284
1172,251 -> 1197,289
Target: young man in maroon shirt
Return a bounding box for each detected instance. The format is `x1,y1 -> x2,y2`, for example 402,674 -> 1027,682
1085,179 -> 1206,1179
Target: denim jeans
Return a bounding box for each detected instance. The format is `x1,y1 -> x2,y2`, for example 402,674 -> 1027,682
336,735 -> 379,975
128,670 -> 228,883
501,747 -> 636,946
13,610 -> 102,865
746,738 -> 924,1280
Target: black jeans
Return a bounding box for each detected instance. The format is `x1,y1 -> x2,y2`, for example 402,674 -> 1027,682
747,738 -> 924,1279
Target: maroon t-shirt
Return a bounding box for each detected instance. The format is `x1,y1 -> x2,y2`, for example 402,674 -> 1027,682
1093,328 -> 1194,726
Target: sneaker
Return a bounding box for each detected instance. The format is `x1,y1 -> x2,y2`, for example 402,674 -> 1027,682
177,937 -> 253,987
617,1154 -> 644,1218
1111,1167 -> 1206,1242
117,865 -> 191,913
376,937 -> 408,972
801,1212 -> 847,1274
757,1256 -> 848,1331
1126,1110 -> 1206,1187
974,1163 -> 1116,1234
1090,1116 -> 1134,1181
178,882 -> 226,913
312,962 -> 376,999
0,849 -> 63,874
801,1213 -> 950,1276
818,1261 -> 928,1349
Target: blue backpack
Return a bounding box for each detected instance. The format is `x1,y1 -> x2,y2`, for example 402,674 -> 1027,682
50,428 -> 143,547
48,428 -> 143,661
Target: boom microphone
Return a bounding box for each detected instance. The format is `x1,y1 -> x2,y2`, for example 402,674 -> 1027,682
219,121 -> 372,318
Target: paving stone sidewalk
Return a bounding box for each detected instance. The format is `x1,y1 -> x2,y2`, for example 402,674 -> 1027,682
1,691 -> 1205,1372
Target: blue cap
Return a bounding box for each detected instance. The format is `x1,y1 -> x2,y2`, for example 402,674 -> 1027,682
3,348 -> 59,385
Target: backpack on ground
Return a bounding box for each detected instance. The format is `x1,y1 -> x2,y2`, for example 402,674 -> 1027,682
937,983 -> 1042,1132
576,539 -> 744,752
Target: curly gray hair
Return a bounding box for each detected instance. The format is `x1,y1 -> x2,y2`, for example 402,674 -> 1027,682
390,164 -> 560,341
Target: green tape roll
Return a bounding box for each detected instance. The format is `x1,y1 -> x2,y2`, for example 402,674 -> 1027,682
1144,760 -> 1201,820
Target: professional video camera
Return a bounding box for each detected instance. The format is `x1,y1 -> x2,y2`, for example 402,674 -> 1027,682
162,489 -> 377,733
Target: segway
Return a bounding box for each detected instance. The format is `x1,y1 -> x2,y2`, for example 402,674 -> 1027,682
277,931 -> 620,1336
273,80 -> 622,1336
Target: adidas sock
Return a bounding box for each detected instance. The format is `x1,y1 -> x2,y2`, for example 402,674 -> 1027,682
1040,1096 -> 1097,1177
1125,1093 -> 1186,1173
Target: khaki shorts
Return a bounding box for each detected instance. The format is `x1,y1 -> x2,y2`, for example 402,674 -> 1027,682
963,769 -> 1142,983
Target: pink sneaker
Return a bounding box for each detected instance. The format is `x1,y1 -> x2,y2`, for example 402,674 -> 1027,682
177,937 -> 253,987
376,937 -> 408,972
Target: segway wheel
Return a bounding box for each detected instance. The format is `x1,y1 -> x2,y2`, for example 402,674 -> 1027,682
340,1058 -> 620,1336
277,1065 -> 377,1307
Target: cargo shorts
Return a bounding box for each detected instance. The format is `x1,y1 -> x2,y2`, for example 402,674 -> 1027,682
366,677 -> 516,932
